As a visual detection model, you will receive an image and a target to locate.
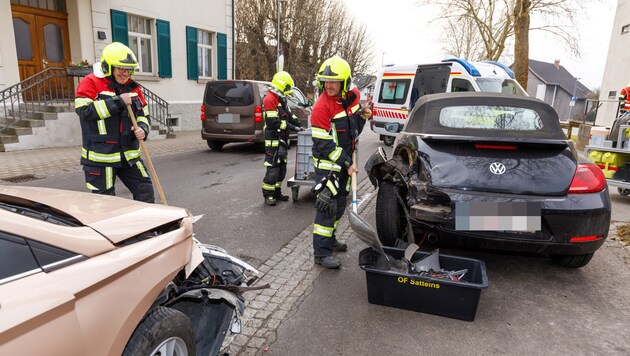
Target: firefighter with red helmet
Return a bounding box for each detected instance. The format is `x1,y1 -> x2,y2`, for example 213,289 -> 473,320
310,55 -> 372,269
261,71 -> 304,206
74,42 -> 154,202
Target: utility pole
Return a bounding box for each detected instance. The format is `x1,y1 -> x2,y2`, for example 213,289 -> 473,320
277,0 -> 287,71
569,77 -> 580,119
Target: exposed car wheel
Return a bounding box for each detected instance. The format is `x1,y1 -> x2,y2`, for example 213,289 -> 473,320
381,135 -> 395,146
123,307 -> 195,356
550,253 -> 594,268
618,188 -> 630,196
375,181 -> 407,246
207,140 -> 225,151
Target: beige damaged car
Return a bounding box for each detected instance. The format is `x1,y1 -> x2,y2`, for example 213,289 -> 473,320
0,186 -> 260,355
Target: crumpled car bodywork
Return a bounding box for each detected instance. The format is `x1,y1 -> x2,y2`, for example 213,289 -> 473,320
0,186 -> 259,355
366,92 -> 611,268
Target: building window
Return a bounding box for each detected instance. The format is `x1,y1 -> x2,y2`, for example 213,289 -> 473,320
608,91 -> 617,99
11,0 -> 65,12
197,30 -> 214,79
622,24 -> 629,35
128,15 -> 153,74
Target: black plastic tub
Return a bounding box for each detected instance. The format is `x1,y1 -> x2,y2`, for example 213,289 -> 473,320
358,247 -> 489,321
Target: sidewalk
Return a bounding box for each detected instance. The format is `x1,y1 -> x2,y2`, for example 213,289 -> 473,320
0,130 -> 205,181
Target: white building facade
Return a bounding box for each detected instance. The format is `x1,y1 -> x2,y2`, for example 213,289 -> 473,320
1,0 -> 234,131
596,0 -> 630,127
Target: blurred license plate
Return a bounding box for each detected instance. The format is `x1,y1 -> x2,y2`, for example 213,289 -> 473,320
217,113 -> 240,123
455,202 -> 541,232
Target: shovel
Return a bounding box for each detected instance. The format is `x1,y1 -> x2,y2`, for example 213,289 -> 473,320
127,104 -> 168,205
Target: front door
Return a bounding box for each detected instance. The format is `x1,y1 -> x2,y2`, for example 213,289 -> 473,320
12,5 -> 72,99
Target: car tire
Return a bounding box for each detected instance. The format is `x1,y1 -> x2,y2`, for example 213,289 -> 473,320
123,307 -> 195,356
375,181 -> 406,246
550,253 -> 594,268
207,140 -> 225,151
381,135 -> 395,146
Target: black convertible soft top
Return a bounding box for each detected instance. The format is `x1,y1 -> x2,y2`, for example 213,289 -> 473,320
406,92 -> 567,140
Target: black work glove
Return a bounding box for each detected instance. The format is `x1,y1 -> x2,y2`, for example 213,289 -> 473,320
295,126 -> 305,132
315,187 -> 337,217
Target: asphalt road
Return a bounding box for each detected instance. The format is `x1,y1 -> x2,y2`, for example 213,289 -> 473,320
11,128 -> 630,355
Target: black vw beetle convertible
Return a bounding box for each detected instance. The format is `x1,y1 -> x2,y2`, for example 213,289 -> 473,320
366,92 -> 611,268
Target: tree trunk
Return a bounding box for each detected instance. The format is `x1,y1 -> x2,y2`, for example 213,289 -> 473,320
513,0 -> 531,90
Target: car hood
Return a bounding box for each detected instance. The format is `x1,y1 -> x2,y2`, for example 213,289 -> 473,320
0,186 -> 189,244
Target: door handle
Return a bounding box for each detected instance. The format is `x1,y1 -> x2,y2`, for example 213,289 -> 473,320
42,58 -> 48,68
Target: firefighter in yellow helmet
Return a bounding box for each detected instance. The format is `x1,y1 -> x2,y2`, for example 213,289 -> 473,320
261,71 -> 304,206
310,55 -> 372,269
74,42 -> 155,202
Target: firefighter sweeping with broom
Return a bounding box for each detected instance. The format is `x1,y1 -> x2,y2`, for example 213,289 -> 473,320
310,55 -> 372,269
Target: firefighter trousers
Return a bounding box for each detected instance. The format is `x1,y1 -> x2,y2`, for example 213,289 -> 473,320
262,161 -> 287,198
83,160 -> 155,203
312,168 -> 350,257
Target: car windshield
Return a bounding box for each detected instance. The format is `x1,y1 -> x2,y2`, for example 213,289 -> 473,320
475,78 -> 526,96
439,105 -> 543,131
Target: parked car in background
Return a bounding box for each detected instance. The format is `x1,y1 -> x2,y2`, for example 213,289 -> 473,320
366,92 -> 611,268
201,80 -> 311,151
371,58 -> 527,146
0,186 -> 259,355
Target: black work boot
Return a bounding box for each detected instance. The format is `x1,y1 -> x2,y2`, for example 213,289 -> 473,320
332,239 -> 348,252
314,255 -> 341,269
275,190 -> 290,201
264,196 -> 277,206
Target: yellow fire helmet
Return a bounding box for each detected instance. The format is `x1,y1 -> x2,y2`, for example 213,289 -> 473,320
271,71 -> 294,97
317,55 -> 352,93
100,42 -> 138,77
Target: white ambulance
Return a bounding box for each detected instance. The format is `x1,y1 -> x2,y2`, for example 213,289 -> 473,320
370,58 -> 527,145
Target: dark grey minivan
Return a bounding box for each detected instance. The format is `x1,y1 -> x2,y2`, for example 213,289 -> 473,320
201,80 -> 311,151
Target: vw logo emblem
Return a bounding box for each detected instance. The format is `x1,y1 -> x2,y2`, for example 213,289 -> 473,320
489,162 -> 506,175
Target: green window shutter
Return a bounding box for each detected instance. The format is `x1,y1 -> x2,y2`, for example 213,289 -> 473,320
186,26 -> 198,80
217,33 -> 227,80
110,10 -> 128,45
156,20 -> 172,78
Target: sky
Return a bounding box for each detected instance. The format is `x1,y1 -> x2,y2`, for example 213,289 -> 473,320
343,0 -> 618,90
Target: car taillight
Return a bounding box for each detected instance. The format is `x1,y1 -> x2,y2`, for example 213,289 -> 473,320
254,106 -> 263,123
474,144 -> 517,150
568,164 -> 607,194
200,105 -> 206,121
569,235 -> 603,243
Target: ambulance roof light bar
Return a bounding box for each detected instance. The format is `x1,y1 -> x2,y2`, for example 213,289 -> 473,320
442,58 -> 481,77
483,61 -> 516,79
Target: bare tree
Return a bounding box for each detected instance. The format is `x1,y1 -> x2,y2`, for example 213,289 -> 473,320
235,0 -> 374,95
419,0 -> 589,90
424,0 -> 513,61
512,0 -> 531,89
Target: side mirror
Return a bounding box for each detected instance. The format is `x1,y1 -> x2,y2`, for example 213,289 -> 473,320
384,122 -> 402,133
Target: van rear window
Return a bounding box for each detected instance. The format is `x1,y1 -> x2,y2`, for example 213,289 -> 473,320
378,79 -> 410,105
206,82 -> 255,106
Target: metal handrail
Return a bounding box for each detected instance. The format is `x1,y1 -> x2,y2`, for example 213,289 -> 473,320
0,67 -> 172,135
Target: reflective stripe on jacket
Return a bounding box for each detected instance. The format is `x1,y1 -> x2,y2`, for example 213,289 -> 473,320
310,87 -> 363,171
262,91 -> 300,150
75,74 -> 150,167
